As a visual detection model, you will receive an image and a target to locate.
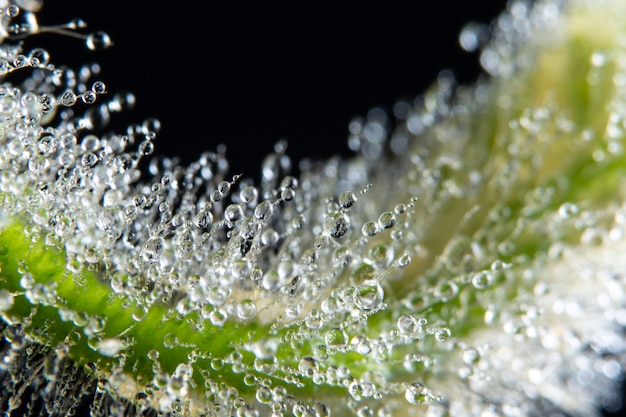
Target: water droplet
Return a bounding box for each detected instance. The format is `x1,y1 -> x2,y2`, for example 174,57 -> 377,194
378,211 -> 396,229
81,90 -> 96,104
471,270 -> 493,289
314,345 -> 329,360
194,208 -> 214,231
81,151 -> 98,167
236,299 -> 257,320
326,212 -> 350,238
211,358 -> 224,370
325,328 -> 347,348
91,81 -> 107,94
256,385 -> 272,404
141,236 -> 164,263
368,244 -> 394,268
298,356 -> 318,377
435,281 -> 459,302
397,253 -> 412,267
354,280 -> 384,311
0,289 -> 14,312
405,382 -> 428,404
254,200 -> 273,220
397,314 -> 419,334
5,5 -> 19,17
361,221 -> 379,237
304,309 -> 323,330
435,328 -> 451,342
19,273 -> 34,289
96,338 -> 122,357
338,191 -> 357,209
459,22 -> 488,52
240,185 -> 258,203
163,333 -> 176,348
462,347 -> 480,365
86,31 -> 113,51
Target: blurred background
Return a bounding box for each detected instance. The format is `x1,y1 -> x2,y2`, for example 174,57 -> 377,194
24,1 -> 626,416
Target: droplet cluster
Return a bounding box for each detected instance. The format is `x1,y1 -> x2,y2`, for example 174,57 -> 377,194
0,0 -> 625,416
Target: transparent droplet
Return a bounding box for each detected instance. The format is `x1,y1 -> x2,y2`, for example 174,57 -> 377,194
194,209 -> 214,231
326,213 -> 350,238
435,281 -> 459,302
435,328 -> 451,342
298,356 -> 318,377
471,270 -> 493,289
0,289 -> 14,312
354,280 -> 384,311
397,314 -> 418,334
236,299 -> 257,320
81,152 -> 98,167
81,90 -> 97,104
96,338 -> 122,357
368,244 -> 393,269
254,201 -> 273,220
378,211 -> 396,229
91,80 -> 107,94
86,31 -> 113,51
256,385 -> 273,404
325,328 -> 347,348
141,237 -> 164,263
338,191 -> 357,209
362,221 -> 379,237
240,185 -> 258,204
60,90 -> 77,106
405,382 -> 428,405
462,347 -> 480,365
5,5 -> 19,17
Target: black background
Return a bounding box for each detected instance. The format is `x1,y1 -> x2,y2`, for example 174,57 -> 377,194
31,1 -> 505,180
25,2 -> 626,416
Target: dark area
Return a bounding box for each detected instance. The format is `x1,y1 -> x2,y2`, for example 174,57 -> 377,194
31,1 -> 505,180
7,1 -> 626,416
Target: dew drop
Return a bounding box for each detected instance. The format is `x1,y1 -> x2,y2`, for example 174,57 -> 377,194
325,328 -> 347,348
397,253 -> 412,267
5,5 -> 19,17
326,213 -> 350,238
435,328 -> 451,342
435,281 -> 459,302
240,185 -> 258,204
405,382 -> 428,405
254,201 -> 273,220
163,333 -> 176,349
141,236 -> 164,263
338,191 -> 357,209
361,221 -> 379,237
397,314 -> 418,334
354,280 -> 384,311
471,270 -> 493,289
0,289 -> 14,312
298,356 -> 318,377
462,347 -> 480,365
194,209 -> 214,231
314,345 -> 329,360
96,338 -> 122,357
86,31 -> 113,51
81,151 -> 98,167
91,81 -> 107,94
378,211 -> 396,229
256,385 -> 272,404
236,299 -> 257,320
19,273 -> 34,289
